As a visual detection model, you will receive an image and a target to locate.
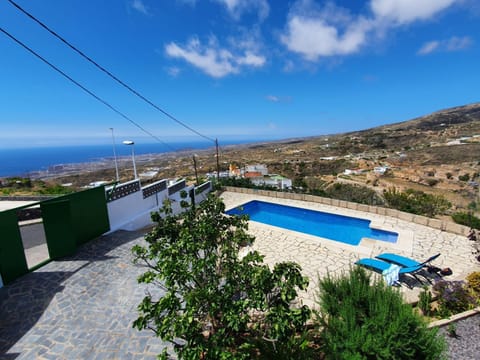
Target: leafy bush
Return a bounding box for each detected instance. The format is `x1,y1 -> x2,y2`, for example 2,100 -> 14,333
316,267 -> 446,359
132,195 -> 314,359
37,184 -> 74,195
418,286 -> 433,316
432,280 -> 476,318
217,177 -> 278,191
383,188 -> 451,217
459,173 -> 470,182
426,178 -> 439,187
466,272 -> 480,298
324,183 -> 384,205
451,212 -> 480,229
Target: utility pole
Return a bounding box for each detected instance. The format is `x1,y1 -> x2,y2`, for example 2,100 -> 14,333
193,154 -> 199,186
215,138 -> 220,182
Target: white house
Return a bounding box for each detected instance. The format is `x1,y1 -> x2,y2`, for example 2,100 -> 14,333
374,166 -> 389,175
251,174 -> 292,190
245,164 -> 268,176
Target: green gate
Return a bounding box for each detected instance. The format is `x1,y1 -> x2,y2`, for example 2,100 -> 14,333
0,186 -> 110,285
0,209 -> 29,284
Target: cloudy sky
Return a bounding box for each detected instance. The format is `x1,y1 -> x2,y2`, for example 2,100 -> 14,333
0,0 -> 479,148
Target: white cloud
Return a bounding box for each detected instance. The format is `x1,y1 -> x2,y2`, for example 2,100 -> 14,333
417,41 -> 440,55
266,95 -> 280,102
131,0 -> 150,15
213,0 -> 269,20
418,36 -> 473,55
371,0 -> 458,24
445,36 -> 473,51
281,15 -> 372,60
281,0 -> 461,63
165,37 -> 266,78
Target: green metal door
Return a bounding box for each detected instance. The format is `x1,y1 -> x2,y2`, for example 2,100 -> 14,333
0,209 -> 28,284
41,200 -> 76,260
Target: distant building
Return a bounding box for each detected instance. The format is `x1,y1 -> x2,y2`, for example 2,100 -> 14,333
250,174 -> 292,190
343,169 -> 364,175
245,164 -> 268,176
374,166 -> 389,175
229,164 -> 241,177
244,171 -> 263,178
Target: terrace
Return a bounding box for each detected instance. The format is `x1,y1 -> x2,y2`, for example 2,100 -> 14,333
1,186 -> 479,358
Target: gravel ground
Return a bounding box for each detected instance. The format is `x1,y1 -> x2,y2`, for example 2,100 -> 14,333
440,314 -> 480,360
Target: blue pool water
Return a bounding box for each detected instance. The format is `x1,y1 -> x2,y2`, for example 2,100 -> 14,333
226,201 -> 398,246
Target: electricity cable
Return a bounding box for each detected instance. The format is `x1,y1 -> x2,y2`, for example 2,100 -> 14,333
0,26 -> 176,151
7,0 -> 216,143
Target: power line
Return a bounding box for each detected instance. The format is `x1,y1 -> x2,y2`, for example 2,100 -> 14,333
0,26 -> 176,152
7,0 -> 215,143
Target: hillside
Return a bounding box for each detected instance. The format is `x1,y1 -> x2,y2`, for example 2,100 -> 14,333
9,102 -> 480,211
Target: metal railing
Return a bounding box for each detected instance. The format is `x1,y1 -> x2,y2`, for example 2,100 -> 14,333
142,179 -> 167,199
106,181 -> 140,202
168,179 -> 186,196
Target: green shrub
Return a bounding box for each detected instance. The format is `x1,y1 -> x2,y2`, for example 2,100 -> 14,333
459,173 -> 470,182
316,267 -> 446,359
466,272 -> 480,299
37,184 -> 74,195
383,188 -> 451,217
132,195 -> 314,359
325,183 -> 384,205
451,212 -> 480,229
418,286 -> 433,316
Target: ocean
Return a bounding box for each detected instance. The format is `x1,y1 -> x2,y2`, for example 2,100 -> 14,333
0,140 -> 254,177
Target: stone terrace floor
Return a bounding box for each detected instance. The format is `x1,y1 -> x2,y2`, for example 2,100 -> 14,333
0,230 -> 169,359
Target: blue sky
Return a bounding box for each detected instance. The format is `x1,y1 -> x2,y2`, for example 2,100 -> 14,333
1,0 -> 479,148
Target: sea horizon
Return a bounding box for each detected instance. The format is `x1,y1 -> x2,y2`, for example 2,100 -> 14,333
0,138 -> 271,178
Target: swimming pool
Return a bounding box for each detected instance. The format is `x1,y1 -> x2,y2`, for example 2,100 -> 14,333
226,200 -> 398,246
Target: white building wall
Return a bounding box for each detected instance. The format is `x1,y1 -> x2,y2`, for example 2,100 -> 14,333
245,164 -> 268,176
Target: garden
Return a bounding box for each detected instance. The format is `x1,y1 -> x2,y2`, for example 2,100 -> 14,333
129,193 -> 480,359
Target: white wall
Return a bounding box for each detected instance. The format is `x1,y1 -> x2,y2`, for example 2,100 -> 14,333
106,179 -> 210,232
106,180 -> 169,232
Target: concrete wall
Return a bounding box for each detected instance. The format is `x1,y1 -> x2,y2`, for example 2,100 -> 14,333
107,179 -> 212,232
223,187 -> 470,236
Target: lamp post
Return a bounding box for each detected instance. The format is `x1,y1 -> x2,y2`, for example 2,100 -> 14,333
123,140 -> 138,180
109,128 -> 119,182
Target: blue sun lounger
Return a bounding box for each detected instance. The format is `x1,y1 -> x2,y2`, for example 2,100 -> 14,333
355,258 -> 425,287
375,253 -> 440,268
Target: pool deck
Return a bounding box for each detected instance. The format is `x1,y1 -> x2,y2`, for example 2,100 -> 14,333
221,191 -> 480,306
1,192 -> 479,358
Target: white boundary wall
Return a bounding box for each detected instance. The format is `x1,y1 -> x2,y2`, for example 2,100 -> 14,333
106,179 -> 212,232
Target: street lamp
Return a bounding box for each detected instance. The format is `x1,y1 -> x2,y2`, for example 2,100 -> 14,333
123,140 -> 138,180
109,128 -> 119,182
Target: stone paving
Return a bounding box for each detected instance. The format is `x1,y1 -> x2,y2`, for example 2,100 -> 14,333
221,191 -> 480,307
0,230 -> 170,359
